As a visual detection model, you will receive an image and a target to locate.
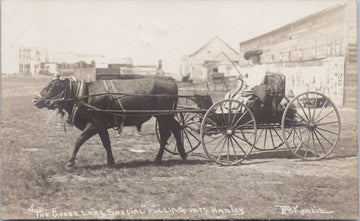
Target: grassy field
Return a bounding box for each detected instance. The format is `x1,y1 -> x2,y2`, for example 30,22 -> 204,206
1,75 -> 358,219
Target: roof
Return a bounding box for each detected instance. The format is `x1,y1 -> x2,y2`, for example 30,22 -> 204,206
189,36 -> 239,57
240,3 -> 346,45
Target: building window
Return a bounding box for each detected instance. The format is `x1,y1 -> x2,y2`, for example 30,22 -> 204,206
290,50 -> 302,61
281,52 -> 289,62
213,67 -> 218,73
327,44 -> 331,56
311,47 -> 316,59
335,40 -> 341,55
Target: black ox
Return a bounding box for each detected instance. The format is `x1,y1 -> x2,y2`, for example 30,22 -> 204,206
32,76 -> 187,167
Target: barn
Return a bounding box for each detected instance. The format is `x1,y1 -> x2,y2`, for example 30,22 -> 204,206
239,0 -> 357,107
182,36 -> 240,82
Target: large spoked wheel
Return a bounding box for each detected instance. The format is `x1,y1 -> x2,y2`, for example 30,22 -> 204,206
155,112 -> 201,155
281,91 -> 341,160
200,99 -> 257,166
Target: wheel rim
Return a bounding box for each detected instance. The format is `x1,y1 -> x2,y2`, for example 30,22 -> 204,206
281,92 -> 341,160
200,99 -> 257,165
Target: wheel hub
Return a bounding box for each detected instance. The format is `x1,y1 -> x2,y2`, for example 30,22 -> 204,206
308,121 -> 317,131
226,129 -> 234,136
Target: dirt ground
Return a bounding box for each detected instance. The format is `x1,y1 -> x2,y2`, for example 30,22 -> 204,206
1,76 -> 358,219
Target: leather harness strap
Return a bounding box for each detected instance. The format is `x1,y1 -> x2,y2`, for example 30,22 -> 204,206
68,80 -> 85,124
103,80 -> 125,133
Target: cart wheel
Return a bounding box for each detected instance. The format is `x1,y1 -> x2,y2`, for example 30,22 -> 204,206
200,99 -> 257,165
281,91 -> 341,160
155,113 -> 201,154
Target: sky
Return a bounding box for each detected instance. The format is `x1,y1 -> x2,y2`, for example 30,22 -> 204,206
1,0 -> 346,74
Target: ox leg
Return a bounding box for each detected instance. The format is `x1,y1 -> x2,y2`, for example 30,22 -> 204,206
155,117 -> 172,164
98,129 -> 115,167
68,123 -> 97,167
169,117 -> 187,161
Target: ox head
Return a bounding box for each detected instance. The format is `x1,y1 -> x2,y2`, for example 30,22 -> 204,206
33,78 -> 70,109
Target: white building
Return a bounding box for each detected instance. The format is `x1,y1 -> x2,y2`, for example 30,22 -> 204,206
18,47 -> 49,76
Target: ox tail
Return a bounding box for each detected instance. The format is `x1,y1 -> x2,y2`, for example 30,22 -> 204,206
63,121 -> 67,134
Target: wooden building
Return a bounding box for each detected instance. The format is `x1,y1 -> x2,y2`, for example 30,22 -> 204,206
239,0 -> 357,107
73,66 -> 120,82
182,36 -> 240,82
73,64 -> 157,82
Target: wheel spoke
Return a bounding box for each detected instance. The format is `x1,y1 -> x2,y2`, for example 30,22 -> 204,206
233,119 -> 254,130
181,113 -> 186,123
210,135 -> 227,156
256,128 -> 265,145
316,127 -> 339,136
230,135 -> 247,155
312,131 -> 317,157
208,107 -> 225,127
184,127 -> 201,144
240,131 -> 255,134
229,136 -> 239,161
232,110 -> 249,129
233,133 -> 251,143
293,126 -> 308,138
306,92 -> 312,121
263,126 -> 268,149
212,112 -> 225,127
181,128 -> 184,146
182,116 -> 192,125
219,103 -> 227,124
167,135 -> 175,146
228,101 -> 232,126
314,99 -> 329,121
216,137 -> 228,163
294,129 -> 310,153
311,93 -> 318,121
314,129 -> 327,154
204,134 -> 224,145
293,127 -> 308,144
230,102 -> 242,126
182,113 -> 191,124
285,117 -> 308,126
184,125 -> 199,133
314,129 -> 334,147
316,121 -> 339,126
271,124 -> 284,142
205,116 -> 225,132
315,108 -> 335,124
175,113 -> 181,122
269,126 -> 276,149
295,112 -> 309,125
284,127 -> 294,137
304,130 -> 311,158
297,97 -> 310,122
183,127 -> 194,151
226,136 -> 230,164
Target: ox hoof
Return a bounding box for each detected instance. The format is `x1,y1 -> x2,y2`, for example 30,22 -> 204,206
67,161 -> 75,167
107,157 -> 115,167
107,162 -> 115,168
154,159 -> 163,165
181,153 -> 188,161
